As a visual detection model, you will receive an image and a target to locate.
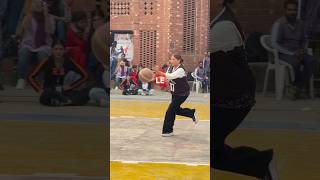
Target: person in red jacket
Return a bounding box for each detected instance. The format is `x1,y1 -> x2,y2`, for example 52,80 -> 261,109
129,64 -> 139,85
65,11 -> 89,70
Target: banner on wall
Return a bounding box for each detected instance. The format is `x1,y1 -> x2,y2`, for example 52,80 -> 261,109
112,32 -> 134,62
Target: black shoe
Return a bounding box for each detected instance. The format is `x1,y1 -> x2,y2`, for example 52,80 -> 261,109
0,84 -> 4,91
192,109 -> 198,124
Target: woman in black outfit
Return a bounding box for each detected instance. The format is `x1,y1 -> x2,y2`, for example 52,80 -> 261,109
28,39 -> 89,106
210,0 -> 278,179
155,55 -> 197,137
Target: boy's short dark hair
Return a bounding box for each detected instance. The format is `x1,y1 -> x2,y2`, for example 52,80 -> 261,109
284,0 -> 298,8
223,0 -> 235,6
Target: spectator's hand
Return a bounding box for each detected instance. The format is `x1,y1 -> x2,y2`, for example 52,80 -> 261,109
63,85 -> 72,91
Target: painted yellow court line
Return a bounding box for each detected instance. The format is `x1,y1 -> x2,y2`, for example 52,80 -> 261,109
111,161 -> 210,180
111,100 -> 210,120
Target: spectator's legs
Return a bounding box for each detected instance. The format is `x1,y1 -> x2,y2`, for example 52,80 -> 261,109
279,54 -> 303,87
299,54 -> 318,88
110,57 -> 117,79
87,51 -> 98,74
56,21 -> 67,42
115,76 -> 124,88
36,50 -> 49,62
16,47 -> 33,89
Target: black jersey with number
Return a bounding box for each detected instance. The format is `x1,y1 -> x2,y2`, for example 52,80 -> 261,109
167,65 -> 190,96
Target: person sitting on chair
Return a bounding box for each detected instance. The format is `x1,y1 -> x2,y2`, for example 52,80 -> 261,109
194,61 -> 208,93
271,0 -> 318,99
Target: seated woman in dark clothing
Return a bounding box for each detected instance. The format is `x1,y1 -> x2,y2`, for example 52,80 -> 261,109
119,76 -> 138,95
28,39 -> 89,106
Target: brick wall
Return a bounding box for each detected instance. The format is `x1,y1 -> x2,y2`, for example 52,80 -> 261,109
110,0 -> 209,72
211,0 -> 287,36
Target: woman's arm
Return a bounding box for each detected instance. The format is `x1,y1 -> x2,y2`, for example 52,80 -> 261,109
155,66 -> 185,80
28,59 -> 48,94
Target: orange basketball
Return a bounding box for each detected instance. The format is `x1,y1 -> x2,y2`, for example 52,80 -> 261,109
139,68 -> 154,83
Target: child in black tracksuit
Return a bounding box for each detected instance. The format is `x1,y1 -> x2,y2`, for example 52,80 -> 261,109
155,55 -> 197,137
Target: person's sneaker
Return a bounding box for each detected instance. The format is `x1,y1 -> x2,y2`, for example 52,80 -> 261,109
16,79 -> 25,90
162,132 -> 174,137
192,109 -> 198,124
262,151 -> 279,180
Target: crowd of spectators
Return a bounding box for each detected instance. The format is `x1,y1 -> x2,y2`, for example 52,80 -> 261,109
0,0 -> 108,107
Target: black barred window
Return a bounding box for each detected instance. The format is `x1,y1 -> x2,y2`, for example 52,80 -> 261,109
111,0 -> 131,16
142,0 -> 156,15
183,0 -> 196,54
140,31 -> 157,69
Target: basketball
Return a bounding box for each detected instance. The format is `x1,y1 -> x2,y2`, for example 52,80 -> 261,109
139,68 -> 154,83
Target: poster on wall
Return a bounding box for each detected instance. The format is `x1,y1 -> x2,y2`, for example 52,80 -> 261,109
112,31 -> 134,62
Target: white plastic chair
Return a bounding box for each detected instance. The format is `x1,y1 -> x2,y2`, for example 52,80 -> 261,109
260,35 -> 315,100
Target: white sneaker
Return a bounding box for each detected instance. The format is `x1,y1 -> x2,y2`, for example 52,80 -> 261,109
16,79 -> 25,90
262,152 -> 279,180
268,156 -> 279,180
162,132 -> 174,137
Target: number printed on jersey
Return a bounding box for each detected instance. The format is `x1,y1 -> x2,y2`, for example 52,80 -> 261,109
170,82 -> 175,92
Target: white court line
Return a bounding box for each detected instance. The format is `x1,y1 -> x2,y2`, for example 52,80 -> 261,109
111,160 -> 209,166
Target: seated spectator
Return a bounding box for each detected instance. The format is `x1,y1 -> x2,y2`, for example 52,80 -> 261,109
119,53 -> 131,73
114,60 -> 128,89
271,0 -> 318,99
129,64 -> 139,85
194,61 -> 209,93
138,82 -> 154,96
65,11 -> 89,70
110,41 -> 121,79
28,39 -> 89,106
119,76 -> 138,95
15,0 -> 56,89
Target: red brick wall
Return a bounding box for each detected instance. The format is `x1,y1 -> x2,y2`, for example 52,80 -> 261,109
111,0 -> 209,72
211,0 -> 287,36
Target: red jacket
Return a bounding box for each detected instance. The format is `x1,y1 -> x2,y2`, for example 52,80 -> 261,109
65,25 -> 87,70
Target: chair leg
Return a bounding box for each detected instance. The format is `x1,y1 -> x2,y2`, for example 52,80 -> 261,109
263,68 -> 270,96
196,81 -> 200,93
275,65 -> 286,100
310,76 -> 314,99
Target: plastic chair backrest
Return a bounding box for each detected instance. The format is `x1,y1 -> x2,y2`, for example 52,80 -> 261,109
260,35 -> 279,64
191,72 -> 198,82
